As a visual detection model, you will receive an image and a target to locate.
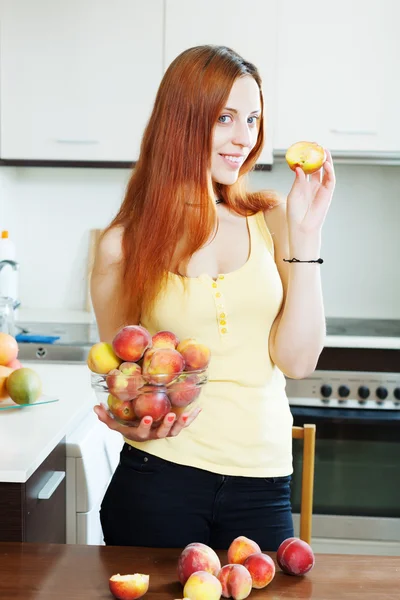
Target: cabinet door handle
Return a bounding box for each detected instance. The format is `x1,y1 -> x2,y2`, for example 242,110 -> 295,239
54,139 -> 100,145
330,128 -> 377,136
38,471 -> 66,500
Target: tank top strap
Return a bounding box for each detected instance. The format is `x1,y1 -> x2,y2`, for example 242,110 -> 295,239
249,212 -> 275,258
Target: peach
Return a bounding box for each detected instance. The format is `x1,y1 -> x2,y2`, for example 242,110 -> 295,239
142,347 -> 184,385
112,325 -> 152,362
0,333 -> 19,367
106,368 -> 144,401
6,358 -> 23,370
227,536 -> 261,566
152,330 -> 179,349
107,394 -> 136,423
132,386 -> 171,423
109,573 -> 149,600
177,542 -> 221,586
0,365 -> 13,400
183,571 -> 222,600
218,564 -> 252,600
177,338 -> 210,371
168,375 -> 201,407
285,141 -> 326,175
87,342 -> 121,374
276,537 -> 315,576
243,552 -> 275,589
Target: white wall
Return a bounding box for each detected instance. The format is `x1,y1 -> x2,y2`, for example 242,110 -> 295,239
1,161 -> 399,318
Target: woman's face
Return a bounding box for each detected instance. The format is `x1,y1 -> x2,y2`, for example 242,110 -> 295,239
211,75 -> 261,186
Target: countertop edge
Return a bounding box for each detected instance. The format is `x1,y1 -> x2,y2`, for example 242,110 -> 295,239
1,400 -> 93,483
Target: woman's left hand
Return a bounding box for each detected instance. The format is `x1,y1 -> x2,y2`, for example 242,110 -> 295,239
286,149 -> 336,239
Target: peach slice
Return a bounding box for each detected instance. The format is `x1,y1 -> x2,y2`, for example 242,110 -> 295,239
285,141 -> 326,175
109,573 -> 149,600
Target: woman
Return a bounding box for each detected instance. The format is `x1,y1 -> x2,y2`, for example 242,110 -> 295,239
91,45 -> 335,550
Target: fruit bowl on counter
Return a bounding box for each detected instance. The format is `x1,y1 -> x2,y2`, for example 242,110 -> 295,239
88,326 -> 210,428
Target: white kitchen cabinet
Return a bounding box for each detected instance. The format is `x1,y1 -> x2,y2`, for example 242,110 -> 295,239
164,0 -> 278,165
273,0 -> 400,155
0,0 -> 164,161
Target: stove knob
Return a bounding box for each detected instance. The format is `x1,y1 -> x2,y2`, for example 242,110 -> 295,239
376,386 -> 388,400
358,386 -> 370,400
393,387 -> 400,400
338,385 -> 350,398
320,384 -> 332,398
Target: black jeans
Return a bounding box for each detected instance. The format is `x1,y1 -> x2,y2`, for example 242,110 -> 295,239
100,443 -> 294,551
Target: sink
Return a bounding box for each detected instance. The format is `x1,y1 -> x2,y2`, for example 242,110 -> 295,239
18,343 -> 91,363
16,321 -> 98,363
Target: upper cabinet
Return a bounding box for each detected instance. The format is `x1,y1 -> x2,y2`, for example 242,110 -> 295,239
164,0 -> 278,165
273,0 -> 400,155
0,0 -> 164,162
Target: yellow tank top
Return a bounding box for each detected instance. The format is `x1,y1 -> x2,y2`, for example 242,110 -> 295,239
125,212 -> 293,477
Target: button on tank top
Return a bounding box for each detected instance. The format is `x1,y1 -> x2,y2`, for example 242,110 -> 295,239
125,212 -> 293,477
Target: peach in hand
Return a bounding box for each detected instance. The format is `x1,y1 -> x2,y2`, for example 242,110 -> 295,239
276,537 -> 315,576
87,342 -> 121,374
109,573 -> 149,600
152,330 -> 179,349
107,394 -> 136,423
112,325 -> 152,362
285,141 -> 326,175
177,338 -> 211,371
227,536 -> 261,566
243,552 -> 275,589
183,571 -> 222,600
167,374 -> 201,407
177,542 -> 221,586
218,564 -> 252,600
132,386 -> 171,423
142,347 -> 184,385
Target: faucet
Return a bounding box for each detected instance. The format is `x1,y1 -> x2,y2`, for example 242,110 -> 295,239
0,260 -> 20,309
0,260 -> 19,272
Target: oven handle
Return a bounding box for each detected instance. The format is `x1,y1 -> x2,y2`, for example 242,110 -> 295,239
290,406 -> 400,424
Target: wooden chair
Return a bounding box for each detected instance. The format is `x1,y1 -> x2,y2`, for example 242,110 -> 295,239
292,424 -> 316,545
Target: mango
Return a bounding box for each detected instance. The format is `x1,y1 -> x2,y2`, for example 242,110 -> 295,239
6,367 -> 42,404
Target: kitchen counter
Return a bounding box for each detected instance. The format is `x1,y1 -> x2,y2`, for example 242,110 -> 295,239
0,362 -> 93,483
0,542 -> 399,599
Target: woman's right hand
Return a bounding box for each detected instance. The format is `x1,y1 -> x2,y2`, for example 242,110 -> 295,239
93,404 -> 202,441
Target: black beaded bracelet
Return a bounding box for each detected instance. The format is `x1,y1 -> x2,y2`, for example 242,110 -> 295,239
283,257 -> 324,264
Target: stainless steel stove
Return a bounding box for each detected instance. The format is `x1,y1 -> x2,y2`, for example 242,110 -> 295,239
325,317 -> 400,338
287,318 -> 400,411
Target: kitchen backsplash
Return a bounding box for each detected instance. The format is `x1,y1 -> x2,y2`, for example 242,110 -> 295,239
1,162 -> 399,318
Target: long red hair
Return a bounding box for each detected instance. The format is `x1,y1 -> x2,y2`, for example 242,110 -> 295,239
106,45 -> 279,323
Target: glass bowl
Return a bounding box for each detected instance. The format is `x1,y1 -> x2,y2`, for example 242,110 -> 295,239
91,367 -> 208,427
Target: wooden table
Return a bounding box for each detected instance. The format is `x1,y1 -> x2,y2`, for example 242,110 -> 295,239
0,542 -> 399,599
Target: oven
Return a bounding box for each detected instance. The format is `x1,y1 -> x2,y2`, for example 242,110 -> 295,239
286,319 -> 400,556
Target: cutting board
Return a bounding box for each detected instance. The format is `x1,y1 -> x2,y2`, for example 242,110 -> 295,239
85,229 -> 103,312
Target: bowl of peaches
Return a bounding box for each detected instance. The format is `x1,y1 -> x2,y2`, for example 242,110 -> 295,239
88,325 -> 210,427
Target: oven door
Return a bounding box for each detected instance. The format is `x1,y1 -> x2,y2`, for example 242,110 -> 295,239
290,406 -> 400,545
